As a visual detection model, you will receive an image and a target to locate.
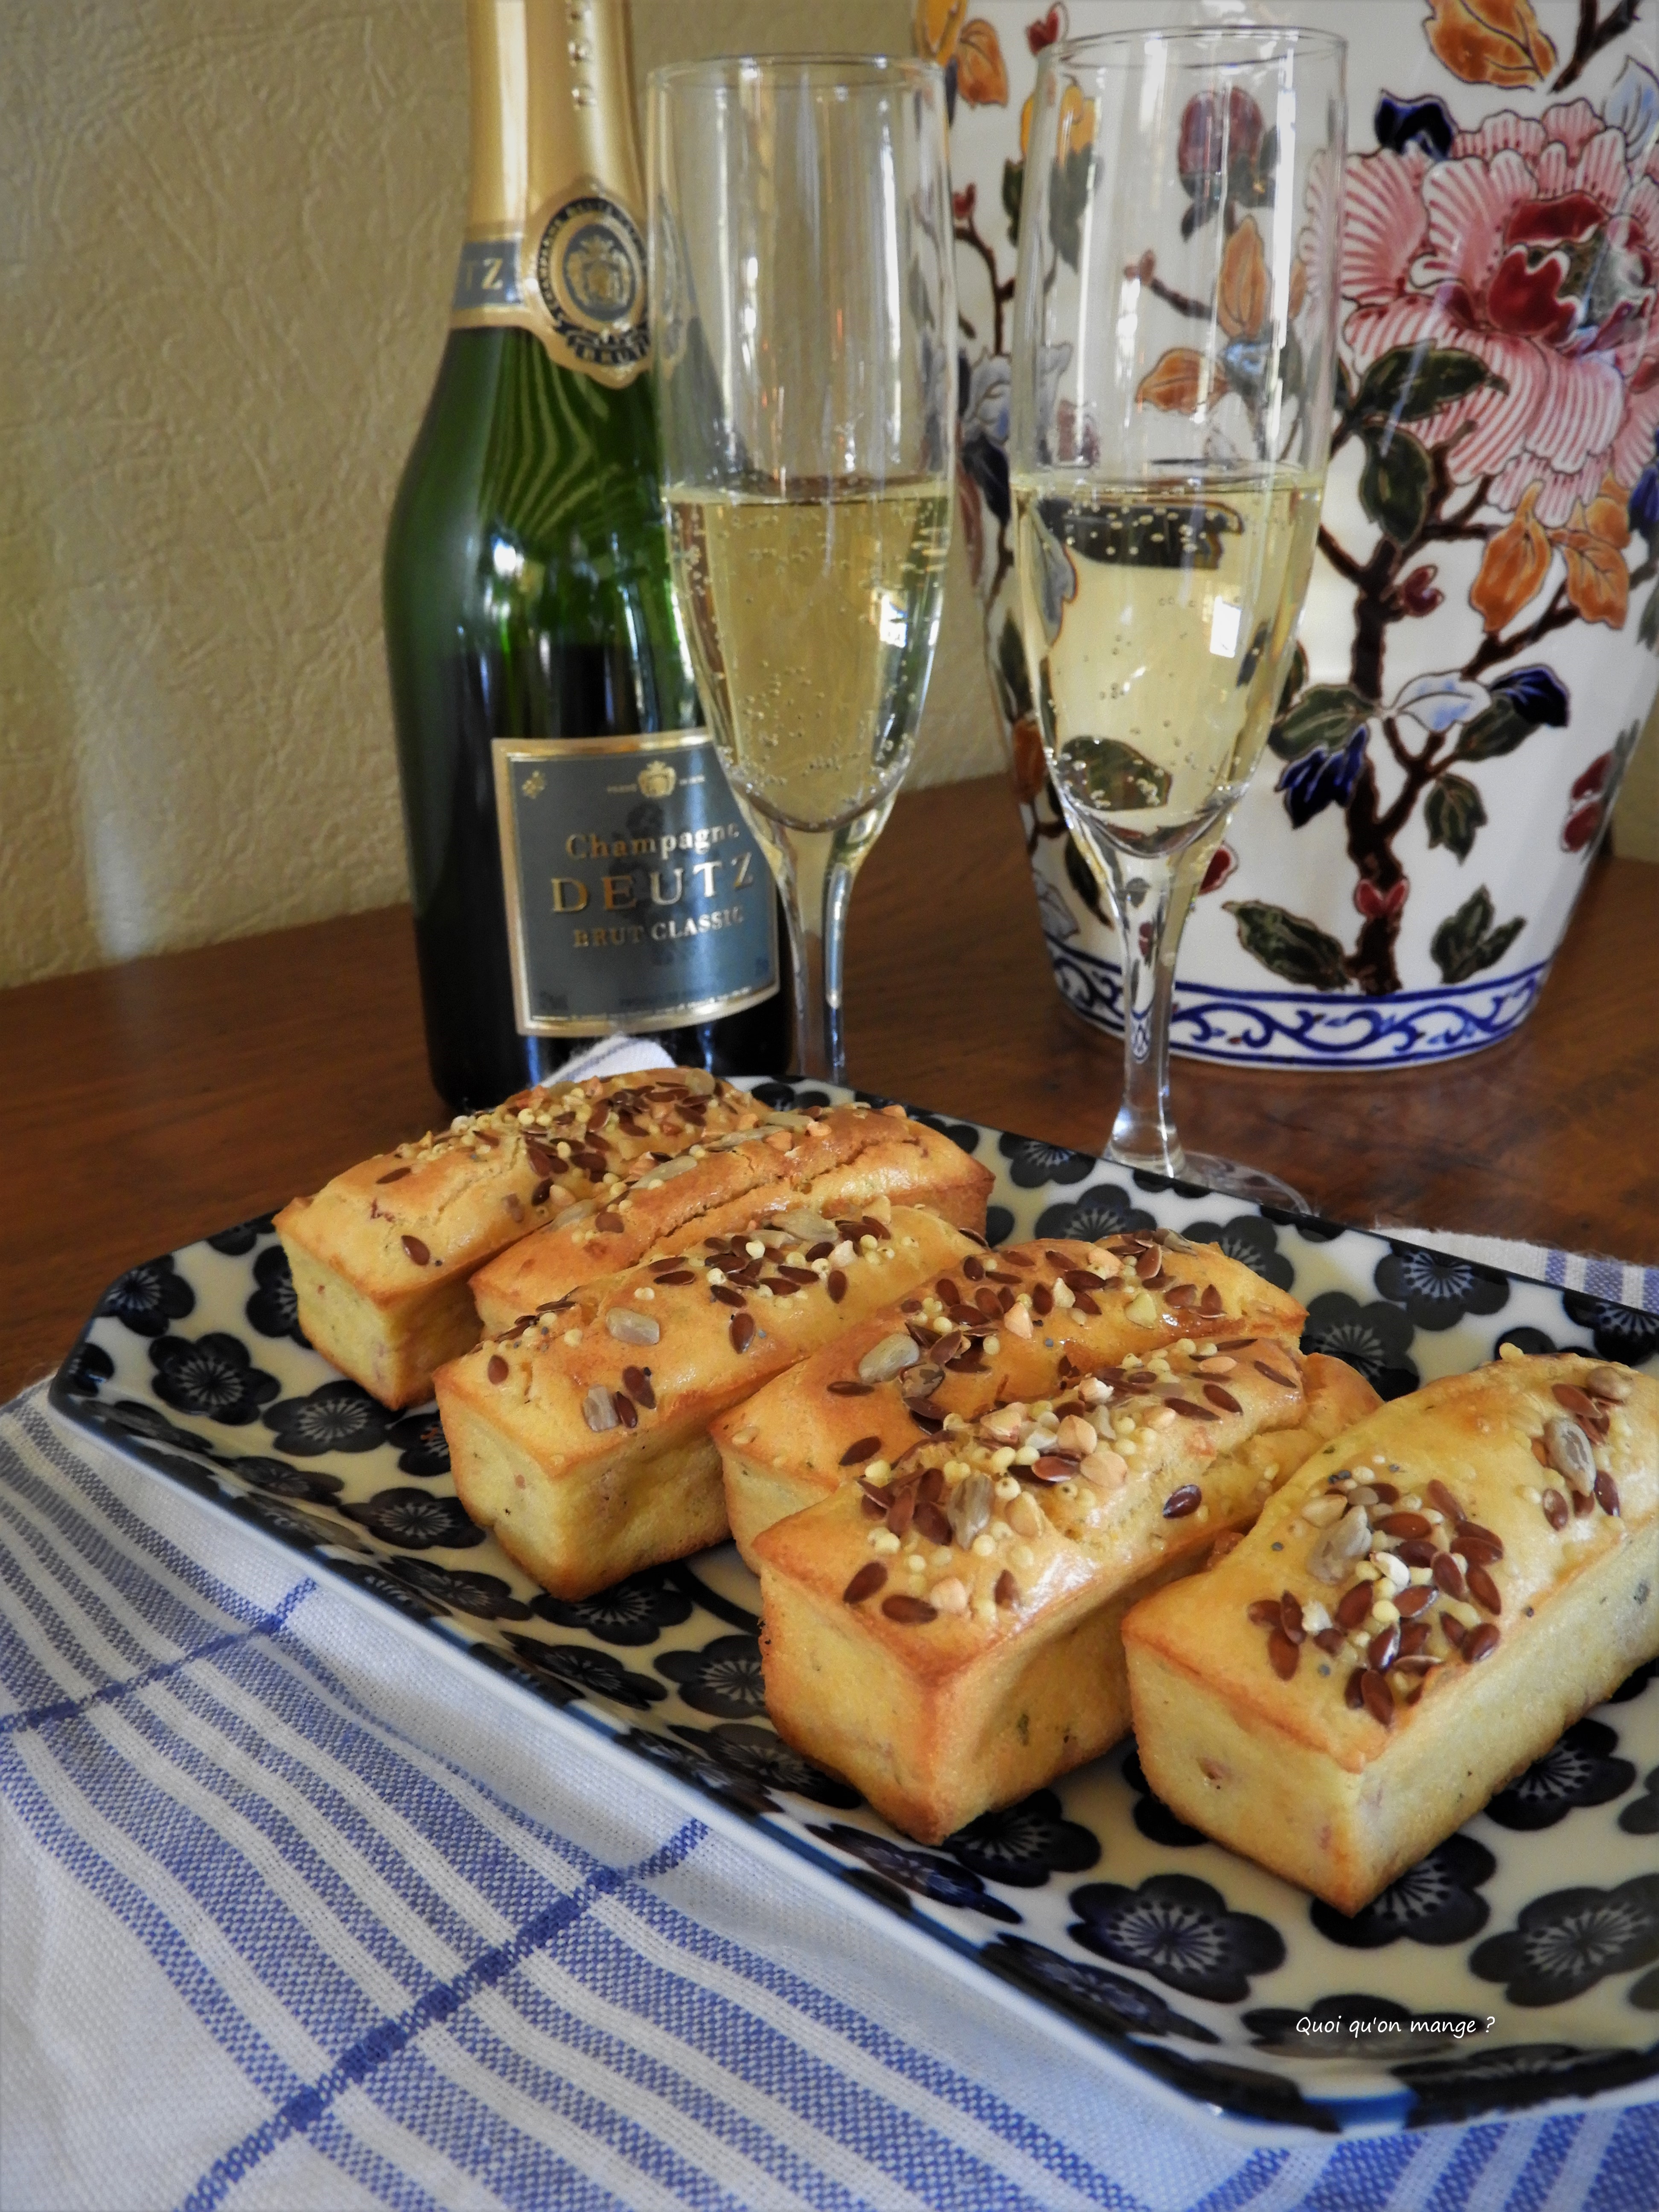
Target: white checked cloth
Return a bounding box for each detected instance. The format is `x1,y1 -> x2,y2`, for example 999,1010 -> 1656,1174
3,1386 -> 1656,2212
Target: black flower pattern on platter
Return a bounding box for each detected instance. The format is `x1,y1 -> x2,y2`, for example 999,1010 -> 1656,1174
1561,1292 -> 1659,1366
1184,1215 -> 1294,1292
102,1399 -> 219,1455
222,1454 -> 344,1503
1068,1874 -> 1284,2001
1607,1659 -> 1658,1707
385,1409 -> 450,1478
98,1255 -> 195,1339
227,1491 -> 365,1554
985,1936 -> 1217,2043
1121,1745 -> 1206,1847
672,1721 -> 861,1810
375,1559 -> 530,1620
654,1633 -> 766,1718
262,1379 -> 390,1458
1471,1877 -> 1659,2006
1620,1768 -> 1659,1838
751,1082 -> 831,1114
1312,1835 -> 1495,1949
1244,1994 -> 1484,2062
1631,1968 -> 1659,2010
616,1724 -> 777,1816
501,1633 -> 667,1711
942,1790 -> 1100,1888
149,1333 -> 280,1426
1486,1721 -> 1636,1832
999,1132 -> 1095,1188
1300,1292 -> 1420,1400
341,1487 -> 483,1551
809,1825 -> 1021,1921
1494,1325 -> 1589,1360
531,1567 -> 694,1645
58,1341 -> 114,1398
1394,2042 -> 1659,2128
1034,1183 -> 1156,1243
206,1214 -> 275,1255
331,1560 -> 444,1619
1374,1243 -> 1508,1331
245,1244 -> 307,1344
905,1109 -> 981,1154
984,1204 -> 1015,1247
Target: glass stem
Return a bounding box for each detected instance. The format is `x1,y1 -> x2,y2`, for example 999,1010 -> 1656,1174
740,797 -> 894,1083
1097,844 -> 1202,1176
785,827 -> 847,1081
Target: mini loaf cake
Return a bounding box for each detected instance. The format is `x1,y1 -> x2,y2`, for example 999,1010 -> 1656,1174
1122,1351 -> 1658,1915
715,1228 -> 1310,1569
435,1200 -> 981,1600
752,1339 -> 1379,1842
469,1100 -> 992,1335
275,1071 -> 774,1410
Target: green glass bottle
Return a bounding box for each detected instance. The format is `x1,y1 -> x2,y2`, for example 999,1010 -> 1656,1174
384,0 -> 786,1111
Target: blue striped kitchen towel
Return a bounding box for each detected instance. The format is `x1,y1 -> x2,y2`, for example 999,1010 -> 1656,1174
2,1382 -> 1655,2212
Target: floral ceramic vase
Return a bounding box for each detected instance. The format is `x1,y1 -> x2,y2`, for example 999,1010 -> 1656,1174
918,0 -> 1659,1064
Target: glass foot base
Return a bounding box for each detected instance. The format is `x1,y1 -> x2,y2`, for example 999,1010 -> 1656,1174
1106,1146 -> 1309,1212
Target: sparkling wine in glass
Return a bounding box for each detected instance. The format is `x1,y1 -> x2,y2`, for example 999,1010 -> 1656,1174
1011,27 -> 1345,1203
649,57 -> 955,1081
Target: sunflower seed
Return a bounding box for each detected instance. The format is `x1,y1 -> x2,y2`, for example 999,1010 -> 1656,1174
1308,1505 -> 1371,1584
859,1333 -> 921,1385
582,1385 -> 619,1433
605,1308 -> 661,1345
948,1472 -> 993,1548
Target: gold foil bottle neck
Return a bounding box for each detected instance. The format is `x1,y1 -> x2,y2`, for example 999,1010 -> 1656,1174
456,0 -> 648,387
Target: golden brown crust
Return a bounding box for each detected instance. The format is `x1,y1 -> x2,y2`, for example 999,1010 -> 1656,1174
469,1101 -> 992,1334
436,1203 -> 981,1599
716,1227 -> 1310,1569
752,1335 -> 1377,1841
275,1071 -> 775,1408
1123,1352 -> 1659,1911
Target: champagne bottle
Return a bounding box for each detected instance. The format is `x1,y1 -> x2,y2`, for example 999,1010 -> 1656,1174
384,0 -> 787,1111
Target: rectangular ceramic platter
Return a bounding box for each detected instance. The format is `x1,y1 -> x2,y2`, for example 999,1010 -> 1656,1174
49,1079 -> 1659,2137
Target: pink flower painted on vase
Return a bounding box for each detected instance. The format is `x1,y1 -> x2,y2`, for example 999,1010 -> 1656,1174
1339,97 -> 1659,525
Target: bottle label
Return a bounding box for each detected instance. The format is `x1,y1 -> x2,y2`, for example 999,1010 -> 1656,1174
451,236 -> 523,314
493,731 -> 779,1036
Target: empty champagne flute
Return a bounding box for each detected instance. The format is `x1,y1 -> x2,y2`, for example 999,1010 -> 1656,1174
1011,26 -> 1345,1202
648,57 -> 955,1081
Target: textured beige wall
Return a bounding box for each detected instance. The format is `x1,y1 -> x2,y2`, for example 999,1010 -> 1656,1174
0,0 -> 1003,988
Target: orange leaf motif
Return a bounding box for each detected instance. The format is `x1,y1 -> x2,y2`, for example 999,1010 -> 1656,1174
1010,713 -> 1047,805
1057,82 -> 1096,158
1022,80 -> 1095,162
1219,218 -> 1270,342
1585,474 -> 1631,552
913,0 -> 969,67
1423,0 -> 1556,88
955,19 -> 1009,106
1137,349 -> 1221,415
1470,484 -> 1550,632
1557,501 -> 1630,627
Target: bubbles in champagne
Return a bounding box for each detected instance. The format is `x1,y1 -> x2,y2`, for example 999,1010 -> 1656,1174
1012,473 -> 1321,850
667,483 -> 950,830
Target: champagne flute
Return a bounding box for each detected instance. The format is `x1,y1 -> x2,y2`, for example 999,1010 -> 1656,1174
648,57 -> 955,1082
1011,26 -> 1345,1203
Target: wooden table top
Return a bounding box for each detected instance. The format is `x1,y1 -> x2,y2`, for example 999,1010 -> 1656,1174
3,772 -> 1654,1403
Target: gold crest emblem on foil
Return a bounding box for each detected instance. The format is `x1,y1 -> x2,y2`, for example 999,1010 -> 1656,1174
637,761 -> 676,799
